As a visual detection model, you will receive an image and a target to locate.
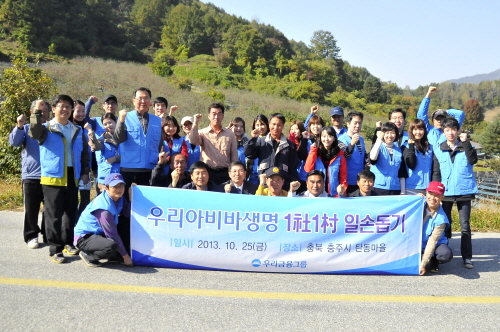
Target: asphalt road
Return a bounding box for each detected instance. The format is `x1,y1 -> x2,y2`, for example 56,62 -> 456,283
1,211 -> 499,331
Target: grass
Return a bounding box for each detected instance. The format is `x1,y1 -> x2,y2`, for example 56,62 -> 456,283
0,177 -> 23,211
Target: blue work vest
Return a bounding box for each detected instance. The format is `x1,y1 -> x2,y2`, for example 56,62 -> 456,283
39,121 -> 84,180
422,206 -> 449,251
433,144 -> 478,196
183,136 -> 201,170
314,154 -> 343,196
403,142 -> 433,190
338,133 -> 365,185
370,144 -> 402,190
95,137 -> 120,184
120,112 -> 162,169
74,190 -> 123,237
297,140 -> 313,181
162,137 -> 184,175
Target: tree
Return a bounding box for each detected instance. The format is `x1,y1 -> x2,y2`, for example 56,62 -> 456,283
0,56 -> 57,177
463,99 -> 485,128
309,30 -> 341,60
480,118 -> 500,155
363,76 -> 384,103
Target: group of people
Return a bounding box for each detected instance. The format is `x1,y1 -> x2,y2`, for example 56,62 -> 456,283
9,86 -> 478,275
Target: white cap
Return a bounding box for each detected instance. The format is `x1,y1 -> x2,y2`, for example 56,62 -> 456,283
181,116 -> 194,125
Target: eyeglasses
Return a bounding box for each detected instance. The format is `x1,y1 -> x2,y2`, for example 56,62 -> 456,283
230,169 -> 245,174
135,97 -> 150,102
390,117 -> 404,121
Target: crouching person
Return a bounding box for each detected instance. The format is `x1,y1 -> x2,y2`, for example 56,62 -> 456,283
74,173 -> 133,267
419,181 -> 453,275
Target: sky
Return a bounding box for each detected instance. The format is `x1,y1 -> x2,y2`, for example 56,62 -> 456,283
201,0 -> 500,89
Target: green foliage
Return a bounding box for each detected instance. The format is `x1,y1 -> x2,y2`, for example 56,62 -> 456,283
480,118 -> 500,155
0,56 -> 57,176
462,99 -> 485,129
204,90 -> 226,102
169,75 -> 193,91
363,76 -> 385,103
148,61 -> 172,77
309,30 -> 341,60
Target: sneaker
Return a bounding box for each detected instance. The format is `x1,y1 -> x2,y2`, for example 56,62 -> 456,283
27,238 -> 39,249
429,258 -> 439,273
79,251 -> 102,267
51,253 -> 65,264
63,245 -> 79,255
464,259 -> 474,269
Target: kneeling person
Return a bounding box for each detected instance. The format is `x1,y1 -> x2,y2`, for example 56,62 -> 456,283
289,170 -> 330,197
420,181 -> 453,275
182,161 -> 224,192
74,173 -> 133,267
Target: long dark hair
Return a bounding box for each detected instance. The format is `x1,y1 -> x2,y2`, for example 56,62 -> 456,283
162,116 -> 181,139
408,119 -> 430,154
318,126 -> 340,161
252,114 -> 269,136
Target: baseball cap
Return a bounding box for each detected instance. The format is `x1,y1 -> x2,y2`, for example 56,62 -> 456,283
431,109 -> 447,120
104,173 -> 125,187
426,181 -> 445,195
265,167 -> 286,179
103,94 -> 118,103
330,107 -> 344,117
181,116 -> 194,125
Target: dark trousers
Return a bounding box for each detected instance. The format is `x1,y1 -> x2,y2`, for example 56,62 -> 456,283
207,167 -> 229,186
442,199 -> 472,260
22,179 -> 45,243
120,170 -> 152,254
373,188 -> 400,196
77,234 -> 118,262
42,172 -> 78,256
78,189 -> 90,219
434,243 -> 453,264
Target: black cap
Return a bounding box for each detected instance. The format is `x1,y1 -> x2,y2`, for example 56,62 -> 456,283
103,94 -> 118,103
264,167 -> 286,179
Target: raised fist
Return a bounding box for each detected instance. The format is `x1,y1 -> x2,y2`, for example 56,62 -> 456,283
376,130 -> 385,140
310,105 -> 319,114
119,109 -> 128,122
89,96 -> 98,103
193,113 -> 202,125
376,121 -> 383,128
351,133 -> 359,145
17,114 -> 26,128
251,128 -> 261,138
289,181 -> 301,192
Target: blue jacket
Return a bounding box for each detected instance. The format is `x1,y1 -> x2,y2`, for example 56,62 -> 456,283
120,112 -> 162,169
74,190 -> 123,237
9,124 -> 41,180
244,133 -> 299,184
417,97 -> 464,146
162,137 -> 185,175
84,98 -> 107,137
422,205 -> 449,251
29,113 -> 89,184
95,134 -> 120,184
370,144 -> 403,190
403,142 -> 433,190
432,140 -> 478,196
338,133 -> 366,185
183,136 -> 201,170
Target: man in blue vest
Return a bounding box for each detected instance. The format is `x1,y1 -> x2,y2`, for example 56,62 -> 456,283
432,117 -> 477,269
419,181 -> 453,275
339,111 -> 367,195
29,95 -> 90,263
114,87 -> 162,191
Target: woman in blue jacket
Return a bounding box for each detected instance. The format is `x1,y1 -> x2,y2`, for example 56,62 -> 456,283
369,122 -> 407,195
403,119 -> 433,195
246,114 -> 269,185
86,113 -> 121,192
162,116 -> 188,175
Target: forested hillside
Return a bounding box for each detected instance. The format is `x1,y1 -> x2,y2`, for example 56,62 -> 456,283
1,0 -> 499,127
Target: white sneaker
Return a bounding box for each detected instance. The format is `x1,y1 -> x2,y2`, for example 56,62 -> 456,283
27,238 -> 39,249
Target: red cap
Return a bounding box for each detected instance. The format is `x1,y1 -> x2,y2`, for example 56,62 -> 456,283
426,181 -> 445,195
